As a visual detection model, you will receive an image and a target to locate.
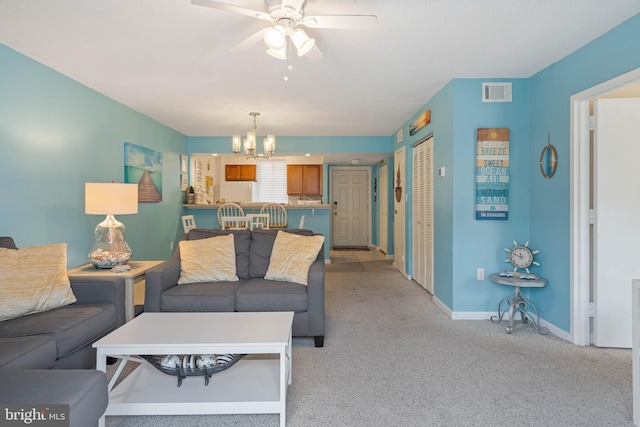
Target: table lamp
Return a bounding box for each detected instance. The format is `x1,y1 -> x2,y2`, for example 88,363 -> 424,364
85,182 -> 138,269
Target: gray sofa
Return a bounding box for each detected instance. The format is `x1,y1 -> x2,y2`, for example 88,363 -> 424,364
145,228 -> 326,347
0,236 -> 126,427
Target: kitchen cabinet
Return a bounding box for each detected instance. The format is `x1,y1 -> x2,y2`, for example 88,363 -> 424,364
225,165 -> 256,181
287,165 -> 322,195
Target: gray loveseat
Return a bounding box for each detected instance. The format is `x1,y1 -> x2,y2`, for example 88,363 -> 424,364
0,236 -> 126,427
145,228 -> 326,347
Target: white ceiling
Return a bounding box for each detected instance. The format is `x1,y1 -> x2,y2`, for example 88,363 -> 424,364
1,0 -> 639,142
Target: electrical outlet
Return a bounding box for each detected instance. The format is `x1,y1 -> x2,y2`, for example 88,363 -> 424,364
169,241 -> 174,250
476,268 -> 484,280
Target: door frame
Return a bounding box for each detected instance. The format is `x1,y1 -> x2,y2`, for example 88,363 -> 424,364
570,67 -> 640,345
329,166 -> 372,248
394,147 -> 408,278
379,163 -> 389,254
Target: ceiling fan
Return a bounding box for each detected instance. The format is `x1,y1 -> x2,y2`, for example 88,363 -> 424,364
191,0 -> 378,60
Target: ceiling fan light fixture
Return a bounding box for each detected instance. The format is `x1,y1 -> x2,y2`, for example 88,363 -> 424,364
266,46 -> 287,60
291,29 -> 315,56
264,25 -> 287,50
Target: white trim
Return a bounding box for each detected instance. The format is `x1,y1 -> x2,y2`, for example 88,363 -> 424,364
433,298 -> 570,341
541,318 -> 571,342
570,67 -> 640,346
451,311 -> 494,320
432,296 -> 452,317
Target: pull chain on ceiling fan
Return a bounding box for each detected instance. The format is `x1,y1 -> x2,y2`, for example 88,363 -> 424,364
191,0 -> 377,60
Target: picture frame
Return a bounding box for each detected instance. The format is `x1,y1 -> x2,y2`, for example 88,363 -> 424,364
180,173 -> 188,191
124,142 -> 163,202
475,128 -> 510,221
409,110 -> 431,136
180,154 -> 188,173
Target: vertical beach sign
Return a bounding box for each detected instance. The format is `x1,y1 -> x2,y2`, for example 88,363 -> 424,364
475,128 -> 509,220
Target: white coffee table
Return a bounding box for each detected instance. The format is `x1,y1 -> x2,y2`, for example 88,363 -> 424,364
94,312 -> 294,427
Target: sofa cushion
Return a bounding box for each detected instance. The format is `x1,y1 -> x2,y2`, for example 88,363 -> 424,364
178,234 -> 239,284
186,229 -> 251,279
161,281 -> 242,312
0,243 -> 76,321
0,303 -> 116,360
0,336 -> 56,369
236,278 -> 308,312
249,229 -> 316,279
265,231 -> 325,285
0,369 -> 108,427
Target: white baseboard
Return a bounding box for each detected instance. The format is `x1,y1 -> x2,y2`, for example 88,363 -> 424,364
432,296 -> 570,341
432,296 -> 452,317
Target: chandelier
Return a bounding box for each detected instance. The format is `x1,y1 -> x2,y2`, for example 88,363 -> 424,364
232,112 -> 276,159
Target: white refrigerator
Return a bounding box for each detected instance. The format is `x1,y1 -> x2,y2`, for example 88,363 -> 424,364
219,181 -> 254,203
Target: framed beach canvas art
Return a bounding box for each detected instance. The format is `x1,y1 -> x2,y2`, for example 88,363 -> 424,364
124,142 -> 163,202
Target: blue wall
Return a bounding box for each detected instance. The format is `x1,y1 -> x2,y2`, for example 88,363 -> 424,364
188,136 -> 390,156
0,44 -> 188,268
390,79 -> 530,311
389,13 -> 640,334
450,79 -> 530,311
527,13 -> 640,331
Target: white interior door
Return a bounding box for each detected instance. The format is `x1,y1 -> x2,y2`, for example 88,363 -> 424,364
394,148 -> 406,277
593,97 -> 640,348
331,168 -> 369,247
380,164 -> 388,254
412,138 -> 434,293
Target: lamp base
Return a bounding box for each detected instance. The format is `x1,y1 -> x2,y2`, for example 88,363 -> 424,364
89,249 -> 132,269
89,214 -> 132,269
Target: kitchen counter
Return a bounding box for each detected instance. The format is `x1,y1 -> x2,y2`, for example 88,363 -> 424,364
182,203 -> 331,261
183,203 -> 330,209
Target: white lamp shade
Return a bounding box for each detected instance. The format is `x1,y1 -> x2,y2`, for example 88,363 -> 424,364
246,131 -> 256,149
266,46 -> 287,60
85,183 -> 138,215
264,25 -> 287,50
291,29 -> 315,56
232,135 -> 241,153
264,134 -> 276,154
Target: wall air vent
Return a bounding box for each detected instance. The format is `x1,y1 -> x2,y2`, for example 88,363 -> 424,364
482,82 -> 512,102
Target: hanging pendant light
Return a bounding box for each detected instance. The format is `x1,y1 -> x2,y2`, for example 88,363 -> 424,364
231,112 -> 275,159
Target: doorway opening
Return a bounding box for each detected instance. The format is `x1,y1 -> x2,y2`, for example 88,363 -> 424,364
570,67 -> 640,346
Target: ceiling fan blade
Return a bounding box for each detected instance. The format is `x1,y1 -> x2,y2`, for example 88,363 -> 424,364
281,0 -> 306,16
190,0 -> 272,21
228,28 -> 267,53
304,43 -> 325,62
300,14 -> 378,30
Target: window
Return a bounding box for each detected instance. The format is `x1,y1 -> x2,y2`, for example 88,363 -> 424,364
254,159 -> 288,203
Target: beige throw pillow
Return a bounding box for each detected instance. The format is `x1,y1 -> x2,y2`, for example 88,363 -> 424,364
178,234 -> 239,284
0,243 -> 76,322
265,231 -> 324,286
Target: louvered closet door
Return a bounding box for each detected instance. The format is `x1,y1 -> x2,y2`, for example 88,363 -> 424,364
412,137 -> 434,293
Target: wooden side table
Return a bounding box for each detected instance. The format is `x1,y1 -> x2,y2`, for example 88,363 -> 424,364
489,273 -> 549,335
68,260 -> 162,322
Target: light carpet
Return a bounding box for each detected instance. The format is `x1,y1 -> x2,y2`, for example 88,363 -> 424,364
106,260 -> 633,426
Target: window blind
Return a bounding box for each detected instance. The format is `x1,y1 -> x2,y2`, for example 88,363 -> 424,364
255,159 -> 288,203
